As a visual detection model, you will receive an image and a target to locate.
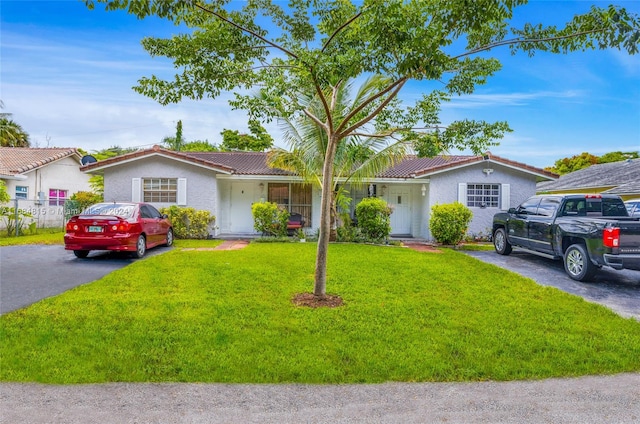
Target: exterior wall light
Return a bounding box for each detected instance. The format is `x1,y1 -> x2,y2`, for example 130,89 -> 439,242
421,184 -> 427,197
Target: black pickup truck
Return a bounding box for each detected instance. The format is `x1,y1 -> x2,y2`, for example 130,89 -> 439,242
492,194 -> 640,281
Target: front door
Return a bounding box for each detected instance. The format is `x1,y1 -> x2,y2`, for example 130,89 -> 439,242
230,182 -> 256,233
389,186 -> 411,235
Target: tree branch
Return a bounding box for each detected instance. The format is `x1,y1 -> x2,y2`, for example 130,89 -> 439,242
337,78 -> 408,137
194,2 -> 298,59
321,9 -> 364,53
453,29 -> 603,59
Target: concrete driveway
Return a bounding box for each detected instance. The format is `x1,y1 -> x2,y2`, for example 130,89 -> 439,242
0,245 -> 171,315
464,249 -> 640,320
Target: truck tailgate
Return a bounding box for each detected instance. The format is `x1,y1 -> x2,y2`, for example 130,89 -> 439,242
617,219 -> 640,252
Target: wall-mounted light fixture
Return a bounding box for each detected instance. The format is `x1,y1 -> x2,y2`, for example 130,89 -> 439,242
482,168 -> 494,176
381,185 -> 387,195
259,182 -> 265,193
421,184 -> 427,197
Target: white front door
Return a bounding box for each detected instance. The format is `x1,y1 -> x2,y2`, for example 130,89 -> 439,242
230,182 -> 256,233
389,186 -> 411,235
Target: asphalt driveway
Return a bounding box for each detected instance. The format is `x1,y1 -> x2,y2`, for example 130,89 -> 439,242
464,249 -> 640,320
0,245 -> 171,314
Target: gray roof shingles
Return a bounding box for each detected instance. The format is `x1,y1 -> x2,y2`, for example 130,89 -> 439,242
537,159 -> 640,194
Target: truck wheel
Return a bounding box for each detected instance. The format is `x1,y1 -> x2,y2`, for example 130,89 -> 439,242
493,228 -> 512,255
564,244 -> 597,281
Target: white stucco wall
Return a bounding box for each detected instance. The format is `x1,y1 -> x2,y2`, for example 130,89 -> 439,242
425,162 -> 538,240
1,156 -> 92,228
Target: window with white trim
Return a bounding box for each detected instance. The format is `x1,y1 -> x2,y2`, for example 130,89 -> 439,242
466,183 -> 500,208
143,178 -> 177,203
15,186 -> 28,199
48,189 -> 67,206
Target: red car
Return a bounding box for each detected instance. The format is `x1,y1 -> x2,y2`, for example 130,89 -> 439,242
64,202 -> 173,258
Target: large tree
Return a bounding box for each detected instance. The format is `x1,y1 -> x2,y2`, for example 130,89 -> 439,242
87,0 -> 639,297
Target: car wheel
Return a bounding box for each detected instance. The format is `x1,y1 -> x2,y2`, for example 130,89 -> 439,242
564,244 -> 597,281
164,228 -> 174,247
493,228 -> 512,255
73,250 -> 89,258
134,235 -> 147,259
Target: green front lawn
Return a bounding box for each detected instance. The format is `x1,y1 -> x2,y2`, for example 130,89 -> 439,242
1,243 -> 639,383
0,229 -> 64,246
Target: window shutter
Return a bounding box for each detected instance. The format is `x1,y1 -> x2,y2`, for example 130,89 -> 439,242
132,178 -> 141,202
177,178 -> 187,205
501,184 -> 511,210
457,183 -> 467,206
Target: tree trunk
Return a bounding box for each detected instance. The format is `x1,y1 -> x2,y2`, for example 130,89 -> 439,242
314,135 -> 339,297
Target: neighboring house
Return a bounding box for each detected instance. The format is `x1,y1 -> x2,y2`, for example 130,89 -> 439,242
537,158 -> 640,201
0,147 -> 92,228
81,145 -> 556,240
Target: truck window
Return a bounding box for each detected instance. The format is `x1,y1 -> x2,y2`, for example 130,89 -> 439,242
584,198 -> 629,217
561,199 -> 586,216
602,199 -> 629,217
538,197 -> 561,217
516,197 -> 541,215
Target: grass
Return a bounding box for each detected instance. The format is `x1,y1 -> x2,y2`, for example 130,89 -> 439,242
0,229 -> 64,246
1,242 -> 639,384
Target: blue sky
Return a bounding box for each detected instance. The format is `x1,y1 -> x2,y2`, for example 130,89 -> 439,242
1,0 -> 639,169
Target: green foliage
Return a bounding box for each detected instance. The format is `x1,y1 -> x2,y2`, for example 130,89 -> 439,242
163,119 -> 185,151
91,145 -> 137,160
3,244 -> 640,383
0,180 -> 10,203
65,191 -> 103,218
220,120 -> 273,152
181,140 -> 218,152
0,117 -> 30,147
545,151 -> 640,174
0,206 -> 33,236
251,202 -> 289,237
430,202 -> 473,245
89,175 -> 104,197
598,151 -> 639,164
159,206 -> 215,239
545,152 -> 599,175
355,197 -> 392,243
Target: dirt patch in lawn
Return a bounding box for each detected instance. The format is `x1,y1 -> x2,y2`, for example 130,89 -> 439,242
292,293 -> 344,308
403,242 -> 443,253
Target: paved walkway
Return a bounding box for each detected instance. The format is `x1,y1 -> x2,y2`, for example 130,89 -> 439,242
2,373 -> 639,423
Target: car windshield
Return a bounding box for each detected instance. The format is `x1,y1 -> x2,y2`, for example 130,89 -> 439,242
81,203 -> 135,218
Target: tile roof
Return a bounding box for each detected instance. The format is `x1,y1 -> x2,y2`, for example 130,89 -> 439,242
80,145 -> 556,180
537,159 -> 640,194
186,151 -> 293,175
0,147 -> 81,176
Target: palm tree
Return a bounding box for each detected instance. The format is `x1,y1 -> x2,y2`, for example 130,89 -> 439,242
267,76 -> 409,295
0,118 -> 30,147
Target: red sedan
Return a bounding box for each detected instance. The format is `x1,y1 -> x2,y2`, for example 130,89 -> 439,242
64,202 -> 173,258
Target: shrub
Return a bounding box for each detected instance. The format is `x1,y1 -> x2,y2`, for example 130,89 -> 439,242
251,202 -> 289,237
355,197 -> 392,243
160,206 -> 215,239
0,206 -> 34,236
65,191 -> 104,218
429,202 -> 473,245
